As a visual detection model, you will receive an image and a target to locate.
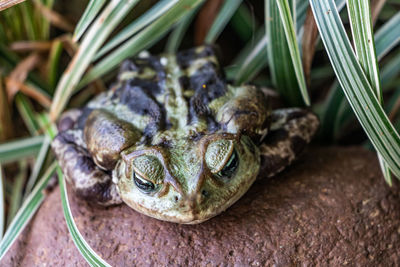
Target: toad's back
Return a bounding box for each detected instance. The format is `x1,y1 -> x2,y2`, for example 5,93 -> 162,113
80,46 -> 236,145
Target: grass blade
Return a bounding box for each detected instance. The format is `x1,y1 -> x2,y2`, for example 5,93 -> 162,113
50,0 -> 139,121
166,7 -> 198,53
204,0 -> 243,43
24,135 -> 51,198
0,136 -> 44,164
375,12 -> 400,60
73,0 -> 106,41
234,35 -> 269,85
266,0 -> 303,106
15,94 -> 41,136
0,162 -> 56,260
230,4 -> 257,41
0,0 -> 26,11
57,168 -> 111,267
95,0 -> 179,60
6,161 -> 27,226
310,0 -> 400,178
320,12 -> 400,141
276,0 -> 310,105
79,0 -> 205,89
347,0 -> 390,183
0,166 -> 4,240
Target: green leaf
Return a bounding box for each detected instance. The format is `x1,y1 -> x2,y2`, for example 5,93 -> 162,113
234,35 -> 269,85
0,136 -> 44,164
50,0 -> 140,120
15,94 -> 41,136
79,0 -> 205,89
57,168 -> 111,267
0,166 -> 4,241
47,39 -> 63,90
166,6 -> 199,53
73,0 -> 107,41
276,0 -> 310,106
229,4 -> 257,41
7,161 -> 27,226
95,0 -> 180,60
375,12 -> 400,60
319,12 -> 400,141
347,0 -> 390,183
0,162 -> 57,261
24,136 -> 51,198
204,0 -> 243,43
226,27 -> 265,79
309,0 -> 400,178
266,0 -> 304,106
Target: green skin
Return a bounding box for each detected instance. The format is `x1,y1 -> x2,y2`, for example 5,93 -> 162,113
52,46 -> 319,224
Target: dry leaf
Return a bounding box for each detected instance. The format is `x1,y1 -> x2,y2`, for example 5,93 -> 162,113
302,7 -> 319,87
371,0 -> 386,25
10,41 -> 53,52
6,53 -> 40,101
0,0 -> 26,11
33,0 -> 74,32
5,78 -> 51,108
0,77 -> 13,141
194,0 -> 224,45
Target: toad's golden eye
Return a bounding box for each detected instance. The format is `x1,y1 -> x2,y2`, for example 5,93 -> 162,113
205,139 -> 239,179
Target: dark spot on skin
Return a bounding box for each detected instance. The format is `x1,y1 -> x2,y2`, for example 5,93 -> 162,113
57,131 -> 77,144
290,136 -> 307,155
76,179 -> 113,204
188,63 -> 226,124
174,196 -> 179,202
176,45 -> 218,69
259,154 -> 290,177
77,107 -> 94,130
112,83 -> 164,139
286,109 -> 308,121
179,76 -> 190,90
263,129 -> 289,146
229,251 -> 234,256
76,156 -> 97,175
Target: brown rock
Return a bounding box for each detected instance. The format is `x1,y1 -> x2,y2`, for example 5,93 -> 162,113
3,147 -> 400,266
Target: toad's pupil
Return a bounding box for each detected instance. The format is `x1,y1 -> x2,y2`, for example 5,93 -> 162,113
133,172 -> 155,192
217,150 -> 239,179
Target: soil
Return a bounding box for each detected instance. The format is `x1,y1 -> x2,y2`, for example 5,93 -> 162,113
2,147 -> 400,266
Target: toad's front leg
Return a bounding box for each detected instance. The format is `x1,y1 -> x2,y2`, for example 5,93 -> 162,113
258,108 -> 319,178
52,109 -> 125,206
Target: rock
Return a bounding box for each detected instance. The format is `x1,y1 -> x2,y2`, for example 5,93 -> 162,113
3,147 -> 400,266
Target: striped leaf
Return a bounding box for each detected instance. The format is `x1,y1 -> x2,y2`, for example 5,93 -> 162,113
0,162 -> 57,260
79,0 -> 205,89
276,0 -> 310,105
73,0 -> 107,41
50,0 -> 139,120
0,136 -> 44,164
57,168 -> 111,267
204,0 -> 243,43
309,0 -> 400,178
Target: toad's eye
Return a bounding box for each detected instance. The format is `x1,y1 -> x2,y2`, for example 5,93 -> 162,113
133,172 -> 156,193
132,155 -> 163,194
215,149 -> 238,179
205,139 -> 239,179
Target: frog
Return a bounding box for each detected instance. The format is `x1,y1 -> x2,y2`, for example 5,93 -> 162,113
52,45 -> 319,224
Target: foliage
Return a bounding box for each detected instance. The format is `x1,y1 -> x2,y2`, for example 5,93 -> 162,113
0,0 -> 399,265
